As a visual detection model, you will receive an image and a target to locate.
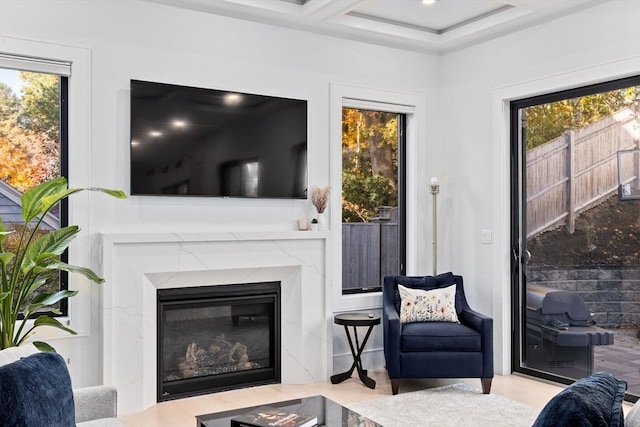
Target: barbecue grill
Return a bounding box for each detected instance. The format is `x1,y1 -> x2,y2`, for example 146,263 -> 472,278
525,285 -> 614,378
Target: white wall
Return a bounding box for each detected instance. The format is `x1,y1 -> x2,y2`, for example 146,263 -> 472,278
439,0 -> 640,374
0,0 -> 437,388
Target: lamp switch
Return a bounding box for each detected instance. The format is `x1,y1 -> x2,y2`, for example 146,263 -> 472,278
481,229 -> 492,244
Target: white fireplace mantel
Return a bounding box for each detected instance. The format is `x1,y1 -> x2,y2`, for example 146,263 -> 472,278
99,231 -> 331,413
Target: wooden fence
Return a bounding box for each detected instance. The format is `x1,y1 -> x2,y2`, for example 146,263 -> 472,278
526,107 -> 640,238
342,222 -> 398,291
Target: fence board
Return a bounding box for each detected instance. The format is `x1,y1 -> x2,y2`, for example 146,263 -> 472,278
380,223 -> 399,279
526,107 -> 640,238
342,222 -> 398,290
342,223 -> 380,289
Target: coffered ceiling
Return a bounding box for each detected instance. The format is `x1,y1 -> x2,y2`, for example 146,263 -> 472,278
143,0 -> 607,53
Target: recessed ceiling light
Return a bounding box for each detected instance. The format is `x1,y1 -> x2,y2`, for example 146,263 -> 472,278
149,130 -> 162,137
422,0 -> 436,4
131,140 -> 140,146
172,119 -> 186,128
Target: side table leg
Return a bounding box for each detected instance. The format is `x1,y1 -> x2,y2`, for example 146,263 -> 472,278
330,325 -> 358,384
330,321 -> 377,389
354,325 -> 376,389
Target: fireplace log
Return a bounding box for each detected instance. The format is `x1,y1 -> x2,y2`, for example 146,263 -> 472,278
177,335 -> 255,378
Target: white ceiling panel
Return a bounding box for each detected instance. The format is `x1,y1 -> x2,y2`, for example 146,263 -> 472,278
347,0 -> 510,33
142,0 -> 608,53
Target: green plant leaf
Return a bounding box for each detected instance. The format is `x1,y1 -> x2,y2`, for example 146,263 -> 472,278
33,315 -> 77,335
0,230 -> 12,244
47,262 -> 105,284
0,291 -> 9,301
89,188 -> 127,199
21,226 -> 79,272
40,188 -> 82,215
15,315 -> 77,347
26,290 -> 77,315
21,177 -> 68,223
32,341 -> 56,352
24,276 -> 48,298
0,252 -> 15,267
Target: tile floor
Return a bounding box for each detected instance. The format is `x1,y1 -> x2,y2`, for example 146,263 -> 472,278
595,328 -> 640,392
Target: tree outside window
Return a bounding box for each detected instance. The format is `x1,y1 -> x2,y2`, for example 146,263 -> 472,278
342,107 -> 403,293
0,68 -> 65,312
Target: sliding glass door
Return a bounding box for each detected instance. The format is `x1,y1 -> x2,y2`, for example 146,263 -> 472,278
511,75 -> 640,396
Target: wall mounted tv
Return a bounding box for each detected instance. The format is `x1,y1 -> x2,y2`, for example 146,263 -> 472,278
130,80 -> 307,198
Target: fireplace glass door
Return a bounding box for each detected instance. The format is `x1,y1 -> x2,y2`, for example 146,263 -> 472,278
157,282 -> 281,401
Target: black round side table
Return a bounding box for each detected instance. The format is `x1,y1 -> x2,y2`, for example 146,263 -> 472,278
330,312 -> 381,389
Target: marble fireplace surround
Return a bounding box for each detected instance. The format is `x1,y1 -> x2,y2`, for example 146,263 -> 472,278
99,231 -> 330,413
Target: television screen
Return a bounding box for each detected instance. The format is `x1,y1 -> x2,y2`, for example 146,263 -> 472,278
130,80 -> 307,198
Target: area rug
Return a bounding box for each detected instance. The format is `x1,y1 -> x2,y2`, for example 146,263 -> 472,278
347,383 -> 539,426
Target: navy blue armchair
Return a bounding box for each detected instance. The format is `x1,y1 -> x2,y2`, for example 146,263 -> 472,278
382,272 -> 493,395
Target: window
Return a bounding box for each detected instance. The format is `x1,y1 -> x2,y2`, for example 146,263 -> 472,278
0,55 -> 69,315
341,107 -> 406,294
511,75 -> 640,396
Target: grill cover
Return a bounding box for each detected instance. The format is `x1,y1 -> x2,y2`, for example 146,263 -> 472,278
526,285 -> 614,347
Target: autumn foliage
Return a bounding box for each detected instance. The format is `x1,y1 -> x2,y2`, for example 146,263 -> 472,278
524,87 -> 640,150
0,72 -> 60,192
342,108 -> 398,222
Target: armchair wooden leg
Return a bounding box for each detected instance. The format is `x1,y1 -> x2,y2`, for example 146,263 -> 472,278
481,378 -> 492,394
391,379 -> 400,395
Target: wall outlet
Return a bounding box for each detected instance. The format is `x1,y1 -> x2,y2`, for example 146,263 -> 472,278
481,229 -> 492,244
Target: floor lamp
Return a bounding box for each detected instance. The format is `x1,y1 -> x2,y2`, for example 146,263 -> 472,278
430,177 -> 439,276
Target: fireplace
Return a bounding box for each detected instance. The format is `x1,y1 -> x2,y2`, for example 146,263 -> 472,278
157,282 -> 281,401
101,232 -> 329,413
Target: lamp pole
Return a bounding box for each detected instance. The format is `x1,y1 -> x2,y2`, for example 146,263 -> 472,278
430,177 -> 439,276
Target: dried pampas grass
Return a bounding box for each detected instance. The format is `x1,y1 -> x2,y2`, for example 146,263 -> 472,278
311,186 -> 330,213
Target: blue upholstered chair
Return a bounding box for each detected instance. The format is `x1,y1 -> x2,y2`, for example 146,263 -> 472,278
382,272 -> 494,395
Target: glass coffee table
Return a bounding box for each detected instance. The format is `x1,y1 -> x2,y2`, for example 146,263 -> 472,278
196,395 -> 382,426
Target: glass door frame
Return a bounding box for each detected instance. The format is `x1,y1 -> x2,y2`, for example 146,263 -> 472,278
510,74 -> 640,384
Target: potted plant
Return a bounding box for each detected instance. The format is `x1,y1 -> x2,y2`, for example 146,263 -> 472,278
0,177 -> 126,351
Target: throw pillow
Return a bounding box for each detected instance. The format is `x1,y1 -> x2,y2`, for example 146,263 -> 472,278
397,284 -> 459,324
533,371 -> 626,427
0,351 -> 76,427
392,276 -> 438,313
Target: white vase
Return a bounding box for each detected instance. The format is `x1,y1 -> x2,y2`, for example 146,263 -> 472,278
316,212 -> 327,231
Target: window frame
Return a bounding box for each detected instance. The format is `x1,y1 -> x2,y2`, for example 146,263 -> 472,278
340,108 -> 406,295
0,58 -> 70,316
0,36 -> 93,341
509,74 -> 640,388
330,83 -> 426,313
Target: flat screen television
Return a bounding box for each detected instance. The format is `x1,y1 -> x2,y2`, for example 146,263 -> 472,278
130,80 -> 307,198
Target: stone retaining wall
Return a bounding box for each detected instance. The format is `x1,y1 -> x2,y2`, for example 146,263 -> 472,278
527,267 -> 640,328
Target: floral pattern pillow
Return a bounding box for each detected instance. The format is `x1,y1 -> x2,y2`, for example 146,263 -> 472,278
397,284 -> 459,324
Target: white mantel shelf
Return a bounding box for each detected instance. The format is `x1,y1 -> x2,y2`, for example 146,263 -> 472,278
100,230 -> 329,245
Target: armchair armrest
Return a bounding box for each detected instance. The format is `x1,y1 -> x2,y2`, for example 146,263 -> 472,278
461,308 -> 494,378
73,385 -> 118,423
383,300 -> 402,377
461,308 -> 491,333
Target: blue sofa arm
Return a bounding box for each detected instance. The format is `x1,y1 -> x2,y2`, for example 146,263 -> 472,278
461,308 -> 494,377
